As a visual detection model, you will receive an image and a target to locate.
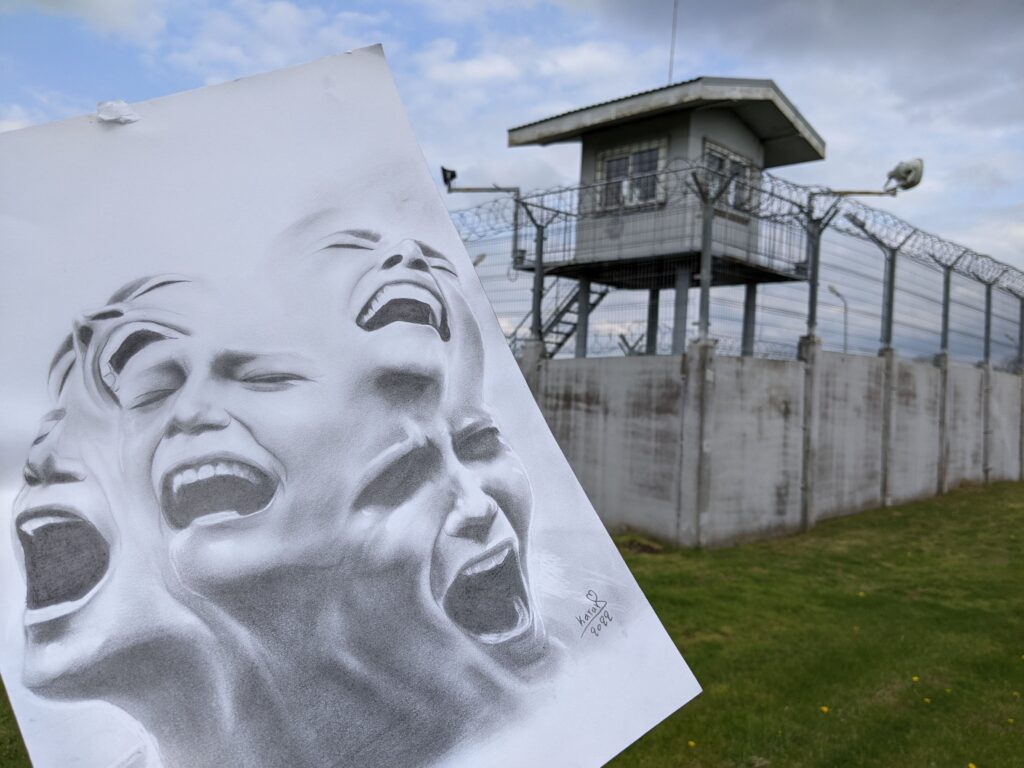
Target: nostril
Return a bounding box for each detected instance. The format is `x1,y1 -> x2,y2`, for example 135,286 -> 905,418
23,466 -> 41,487
408,257 -> 429,272
382,254 -> 402,269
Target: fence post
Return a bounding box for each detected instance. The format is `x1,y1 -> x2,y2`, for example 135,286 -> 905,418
797,204 -> 836,532
575,278 -> 590,359
741,283 -> 757,357
530,222 -> 545,342
646,288 -> 660,355
672,267 -> 691,355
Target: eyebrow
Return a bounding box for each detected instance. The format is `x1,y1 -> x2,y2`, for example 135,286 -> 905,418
414,240 -> 453,265
108,329 -> 173,375
321,229 -> 383,249
211,350 -> 315,377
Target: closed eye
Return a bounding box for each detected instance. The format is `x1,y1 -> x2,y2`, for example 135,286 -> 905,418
239,372 -> 312,391
129,388 -> 179,410
453,425 -> 505,463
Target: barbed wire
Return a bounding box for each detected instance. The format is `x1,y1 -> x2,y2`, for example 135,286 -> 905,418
450,157 -> 1024,297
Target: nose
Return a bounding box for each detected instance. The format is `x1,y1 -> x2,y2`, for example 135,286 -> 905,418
381,239 -> 430,273
23,430 -> 85,488
443,480 -> 499,543
166,384 -> 230,437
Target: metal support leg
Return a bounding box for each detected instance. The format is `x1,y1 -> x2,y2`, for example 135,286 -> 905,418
575,279 -> 590,359
741,283 -> 757,357
646,288 -> 660,355
672,267 -> 690,355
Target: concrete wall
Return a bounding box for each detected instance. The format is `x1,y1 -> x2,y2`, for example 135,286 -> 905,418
889,359 -> 943,504
702,356 -> 803,543
538,355 -> 685,542
990,369 -> 1022,480
536,349 -> 1022,548
946,363 -> 985,488
814,353 -> 884,519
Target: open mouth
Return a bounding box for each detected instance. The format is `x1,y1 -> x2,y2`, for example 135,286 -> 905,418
357,282 -> 450,341
160,458 -> 277,530
16,509 -> 109,611
442,542 -> 532,645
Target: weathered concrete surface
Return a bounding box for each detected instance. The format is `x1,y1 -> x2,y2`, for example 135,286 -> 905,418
539,355 -> 686,542
989,369 -> 1022,481
702,356 -> 804,545
946,363 -> 985,487
889,359 -> 942,504
814,353 -> 884,519
536,351 -> 1020,548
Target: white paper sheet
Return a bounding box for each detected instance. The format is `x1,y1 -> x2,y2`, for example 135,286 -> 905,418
0,45 -> 700,768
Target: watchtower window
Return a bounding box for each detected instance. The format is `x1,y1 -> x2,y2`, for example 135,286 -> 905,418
704,141 -> 760,210
596,139 -> 667,209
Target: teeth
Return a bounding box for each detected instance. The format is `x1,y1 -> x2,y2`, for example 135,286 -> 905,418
19,514 -> 72,535
168,460 -> 260,497
462,545 -> 511,577
358,283 -> 443,328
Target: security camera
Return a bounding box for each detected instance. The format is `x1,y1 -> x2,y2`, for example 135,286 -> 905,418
884,159 -> 924,193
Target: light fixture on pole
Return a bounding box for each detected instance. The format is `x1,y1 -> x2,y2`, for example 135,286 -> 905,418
828,283 -> 849,353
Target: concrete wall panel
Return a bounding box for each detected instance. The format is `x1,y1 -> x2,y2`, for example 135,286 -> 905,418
814,353 -> 884,519
946,363 -> 985,487
539,356 -> 685,541
889,359 -> 942,503
702,356 -> 804,545
990,370 -> 1021,481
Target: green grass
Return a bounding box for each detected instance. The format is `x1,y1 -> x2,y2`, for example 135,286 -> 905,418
2,483 -> 1022,767
609,482 -> 1024,768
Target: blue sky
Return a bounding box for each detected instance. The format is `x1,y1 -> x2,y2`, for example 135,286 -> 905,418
2,0 -> 1023,266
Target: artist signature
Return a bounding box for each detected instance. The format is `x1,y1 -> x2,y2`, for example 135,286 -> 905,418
576,589 -> 613,639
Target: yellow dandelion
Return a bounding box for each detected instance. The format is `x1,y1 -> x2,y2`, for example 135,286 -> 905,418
1013,691 -> 1021,698
911,675 -> 920,682
820,705 -> 829,714
857,591 -> 865,598
1009,718 -> 1015,725
687,740 -> 697,748
968,763 -> 977,768
945,688 -> 952,694
923,697 -> 931,704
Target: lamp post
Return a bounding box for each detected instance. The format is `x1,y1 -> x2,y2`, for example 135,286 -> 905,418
828,284 -> 848,353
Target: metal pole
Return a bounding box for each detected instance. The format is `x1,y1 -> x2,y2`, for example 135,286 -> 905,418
531,223 -> 545,342
575,278 -> 590,359
805,218 -> 822,337
741,283 -> 757,356
646,288 -> 660,355
984,281 -> 993,364
881,246 -> 898,349
1018,295 -> 1024,371
940,265 -> 953,353
841,297 -> 849,353
511,192 -> 521,266
698,197 -> 714,340
672,266 -> 691,355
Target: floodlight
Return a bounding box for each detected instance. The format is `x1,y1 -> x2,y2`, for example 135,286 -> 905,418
884,158 -> 924,193
441,166 -> 457,190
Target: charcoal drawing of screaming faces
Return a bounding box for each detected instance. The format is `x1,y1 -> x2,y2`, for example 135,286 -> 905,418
12,217 -> 560,768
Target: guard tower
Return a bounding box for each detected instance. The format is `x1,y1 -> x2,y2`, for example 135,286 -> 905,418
507,76 -> 825,357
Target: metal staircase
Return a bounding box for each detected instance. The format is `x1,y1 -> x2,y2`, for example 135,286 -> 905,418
508,280 -> 611,357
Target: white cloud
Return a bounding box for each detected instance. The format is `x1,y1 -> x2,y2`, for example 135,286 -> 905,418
1,0 -> 166,43
165,1 -> 390,85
